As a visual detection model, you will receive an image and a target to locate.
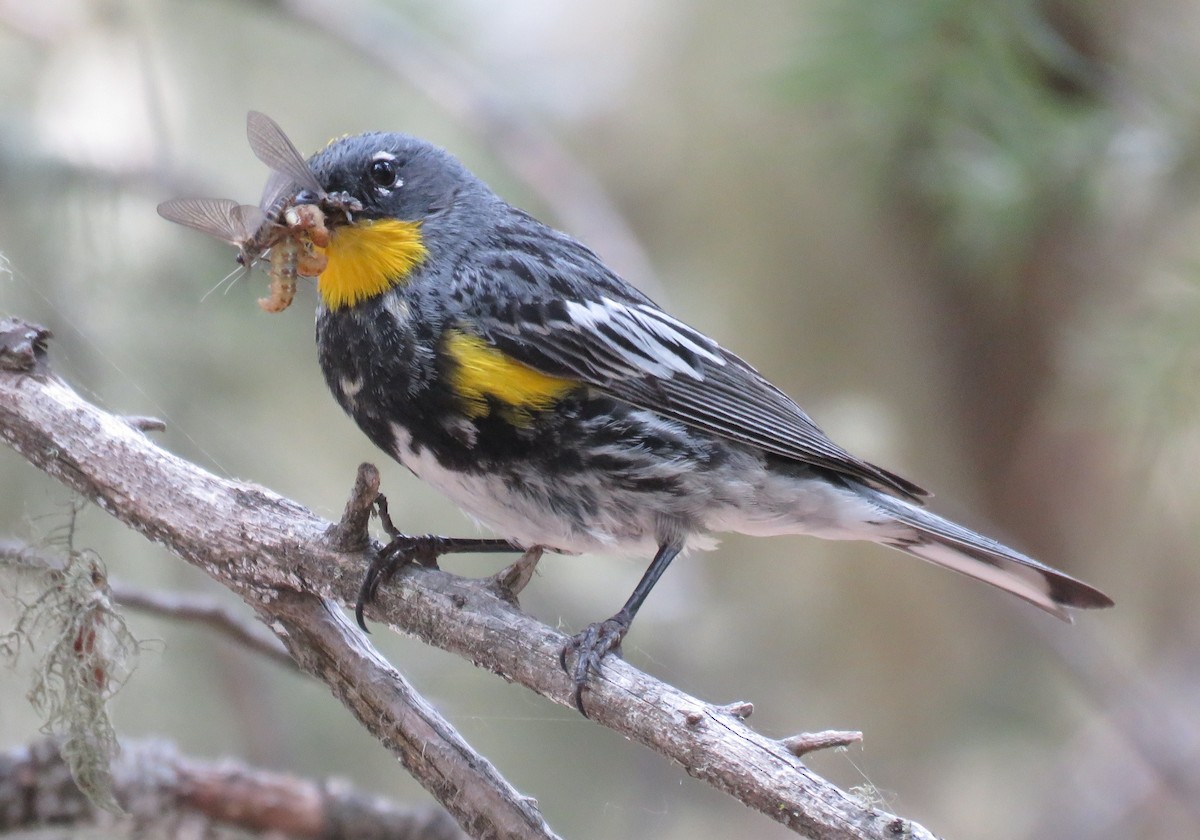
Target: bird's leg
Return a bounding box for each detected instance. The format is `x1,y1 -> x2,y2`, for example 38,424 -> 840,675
354,492 -> 522,631
560,542 -> 681,716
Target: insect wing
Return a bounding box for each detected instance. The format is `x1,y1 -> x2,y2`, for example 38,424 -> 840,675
246,111 -> 323,196
258,169 -> 296,218
229,204 -> 267,242
157,197 -> 261,245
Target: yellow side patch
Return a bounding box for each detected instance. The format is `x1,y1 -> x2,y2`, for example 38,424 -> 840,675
445,330 -> 577,424
318,219 -> 427,310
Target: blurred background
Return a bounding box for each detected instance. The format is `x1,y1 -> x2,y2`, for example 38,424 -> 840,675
1,1 -> 1198,838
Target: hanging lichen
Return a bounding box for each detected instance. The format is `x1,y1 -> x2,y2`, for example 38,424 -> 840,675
1,503 -> 141,814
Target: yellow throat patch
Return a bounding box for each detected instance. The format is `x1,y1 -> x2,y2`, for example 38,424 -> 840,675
445,330 -> 577,424
317,218 -> 427,310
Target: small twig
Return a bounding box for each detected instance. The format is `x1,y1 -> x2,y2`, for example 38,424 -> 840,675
0,317 -> 51,375
486,546 -> 544,602
122,416 -> 167,433
325,462 -> 381,553
109,581 -> 297,671
781,731 -> 864,758
716,701 -> 755,720
0,736 -> 467,839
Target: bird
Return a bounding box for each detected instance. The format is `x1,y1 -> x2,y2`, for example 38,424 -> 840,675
183,120 -> 1115,713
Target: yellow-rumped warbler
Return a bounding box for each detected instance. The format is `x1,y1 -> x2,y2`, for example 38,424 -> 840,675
162,114 -> 1113,713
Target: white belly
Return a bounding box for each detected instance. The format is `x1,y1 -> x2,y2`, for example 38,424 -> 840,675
389,424 -> 673,555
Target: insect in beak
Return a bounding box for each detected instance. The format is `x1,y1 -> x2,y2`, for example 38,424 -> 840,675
157,112 -> 361,314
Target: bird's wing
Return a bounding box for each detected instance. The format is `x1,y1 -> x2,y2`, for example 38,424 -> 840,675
460,243 -> 928,502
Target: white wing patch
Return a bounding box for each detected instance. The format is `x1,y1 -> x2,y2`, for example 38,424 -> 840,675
562,298 -> 724,381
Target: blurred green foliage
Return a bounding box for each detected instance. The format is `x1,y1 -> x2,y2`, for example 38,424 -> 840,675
795,0 -> 1115,290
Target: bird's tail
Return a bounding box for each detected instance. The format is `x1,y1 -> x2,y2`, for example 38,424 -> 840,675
867,492 -> 1113,620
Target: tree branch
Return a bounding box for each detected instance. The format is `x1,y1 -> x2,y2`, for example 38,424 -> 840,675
109,581 -> 299,671
0,317 -> 938,840
0,737 -> 467,839
268,588 -> 556,840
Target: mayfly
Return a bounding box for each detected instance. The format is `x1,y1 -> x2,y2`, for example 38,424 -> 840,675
157,111 -> 360,313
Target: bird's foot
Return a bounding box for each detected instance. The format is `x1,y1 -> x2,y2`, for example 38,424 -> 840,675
559,610 -> 631,716
355,532 -> 446,631
355,494 -> 522,631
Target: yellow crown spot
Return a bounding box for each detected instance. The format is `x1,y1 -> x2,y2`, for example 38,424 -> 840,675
445,330 -> 577,424
318,219 -> 427,310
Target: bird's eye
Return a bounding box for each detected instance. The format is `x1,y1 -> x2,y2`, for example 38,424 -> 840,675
368,156 -> 400,190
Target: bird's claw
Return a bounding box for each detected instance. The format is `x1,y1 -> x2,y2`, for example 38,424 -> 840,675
355,501 -> 522,631
559,612 -> 631,716
354,535 -> 443,632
